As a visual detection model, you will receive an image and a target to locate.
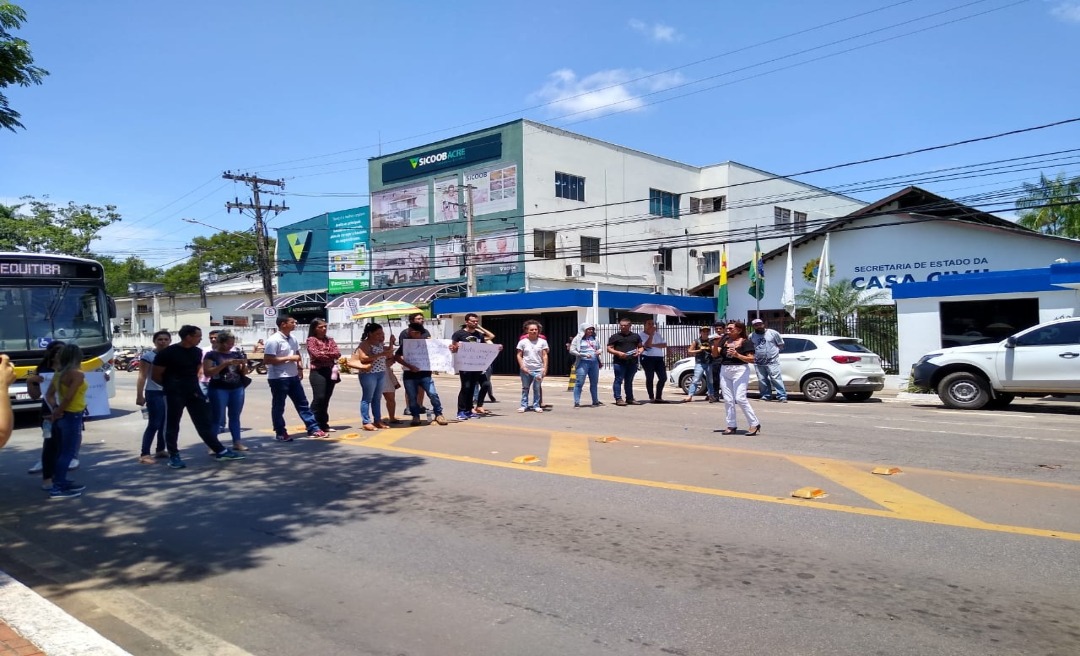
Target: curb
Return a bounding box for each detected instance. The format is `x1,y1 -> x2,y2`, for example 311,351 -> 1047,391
0,570 -> 131,656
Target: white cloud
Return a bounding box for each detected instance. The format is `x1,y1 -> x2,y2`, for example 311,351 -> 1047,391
1050,1 -> 1080,22
628,18 -> 683,43
530,68 -> 686,119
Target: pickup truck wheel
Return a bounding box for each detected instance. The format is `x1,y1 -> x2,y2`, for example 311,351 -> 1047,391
802,376 -> 837,402
842,391 -> 872,402
987,393 -> 1014,409
938,372 -> 989,410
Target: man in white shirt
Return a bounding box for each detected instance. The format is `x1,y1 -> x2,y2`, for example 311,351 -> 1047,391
639,318 -> 669,403
264,314 -> 327,440
515,320 -> 549,413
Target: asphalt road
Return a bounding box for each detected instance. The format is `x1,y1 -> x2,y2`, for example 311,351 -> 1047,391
1,371 -> 1078,656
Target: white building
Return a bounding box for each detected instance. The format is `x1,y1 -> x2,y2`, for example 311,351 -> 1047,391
113,270 -> 267,336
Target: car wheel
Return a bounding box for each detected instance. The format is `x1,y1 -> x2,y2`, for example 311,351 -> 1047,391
678,371 -> 693,395
842,391 -> 872,402
801,376 -> 837,402
986,393 -> 1014,409
938,372 -> 989,410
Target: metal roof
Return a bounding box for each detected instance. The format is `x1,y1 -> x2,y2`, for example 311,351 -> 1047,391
324,283 -> 465,309
235,289 -> 327,311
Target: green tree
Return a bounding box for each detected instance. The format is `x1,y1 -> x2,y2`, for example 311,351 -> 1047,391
0,196 -> 121,255
97,254 -> 162,298
1015,173 -> 1080,239
0,1 -> 48,132
187,229 -> 273,275
794,279 -> 889,336
160,259 -> 200,294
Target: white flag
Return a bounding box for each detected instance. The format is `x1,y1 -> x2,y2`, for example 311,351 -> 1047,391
815,232 -> 831,296
781,239 -> 796,317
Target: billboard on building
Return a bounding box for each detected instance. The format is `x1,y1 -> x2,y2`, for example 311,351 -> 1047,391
371,243 -> 430,288
371,182 -> 430,232
474,228 -> 521,277
463,163 -> 518,216
433,236 -> 466,281
434,176 -> 461,223
327,207 -> 371,295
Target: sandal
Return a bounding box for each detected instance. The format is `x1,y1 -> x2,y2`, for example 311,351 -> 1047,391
746,425 -> 761,436
362,424 -> 378,431
720,428 -> 737,435
374,422 -> 391,429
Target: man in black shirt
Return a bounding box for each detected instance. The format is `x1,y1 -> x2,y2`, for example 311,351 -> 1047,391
396,322 -> 448,426
449,313 -> 500,420
606,318 -> 644,406
152,325 -> 245,469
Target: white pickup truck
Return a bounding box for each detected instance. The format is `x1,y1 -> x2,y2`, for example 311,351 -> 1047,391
911,317 -> 1080,409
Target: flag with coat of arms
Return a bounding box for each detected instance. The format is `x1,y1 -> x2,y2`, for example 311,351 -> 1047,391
748,238 -> 765,300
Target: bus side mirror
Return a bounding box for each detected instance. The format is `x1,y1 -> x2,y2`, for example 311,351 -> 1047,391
107,296 -> 117,319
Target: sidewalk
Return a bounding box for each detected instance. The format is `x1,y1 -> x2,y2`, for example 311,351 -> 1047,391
0,571 -> 130,656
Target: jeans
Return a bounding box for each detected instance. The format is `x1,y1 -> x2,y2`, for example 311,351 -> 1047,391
520,370 -> 543,409
720,364 -> 759,429
165,388 -> 226,455
573,357 -> 600,405
612,357 -> 639,401
41,419 -> 60,481
755,361 -> 786,400
360,371 -> 384,425
209,385 -> 245,443
457,371 -> 485,413
641,355 -> 667,400
51,411 -> 83,489
140,389 -> 166,456
268,376 -> 319,435
404,376 -> 443,418
308,366 -> 338,430
687,361 -> 715,398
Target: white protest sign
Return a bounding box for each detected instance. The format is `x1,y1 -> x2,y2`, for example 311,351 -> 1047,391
41,372 -> 111,417
452,342 -> 500,372
401,339 -> 455,373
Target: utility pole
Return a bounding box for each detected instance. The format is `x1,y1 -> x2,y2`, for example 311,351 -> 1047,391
464,184 -> 477,297
223,171 -> 288,308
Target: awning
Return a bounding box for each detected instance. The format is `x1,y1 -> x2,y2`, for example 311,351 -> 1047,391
235,289 -> 327,311
325,283 -> 465,309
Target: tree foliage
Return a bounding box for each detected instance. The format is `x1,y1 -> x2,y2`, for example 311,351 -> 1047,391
794,279 -> 889,336
0,1 -> 48,132
0,196 -> 121,255
1015,172 -> 1080,239
160,259 -> 200,294
97,254 -> 162,298
187,229 -> 273,276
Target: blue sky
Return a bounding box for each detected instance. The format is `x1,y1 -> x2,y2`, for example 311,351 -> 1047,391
2,0 -> 1078,267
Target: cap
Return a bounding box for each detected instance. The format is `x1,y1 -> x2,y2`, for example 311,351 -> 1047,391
751,319 -> 764,325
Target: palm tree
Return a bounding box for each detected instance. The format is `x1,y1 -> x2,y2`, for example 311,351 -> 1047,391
1015,173 -> 1080,239
794,279 -> 889,336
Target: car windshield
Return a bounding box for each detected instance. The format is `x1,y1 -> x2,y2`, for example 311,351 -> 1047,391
828,339 -> 873,354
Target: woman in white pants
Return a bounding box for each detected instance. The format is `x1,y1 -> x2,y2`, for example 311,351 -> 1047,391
712,320 -> 760,436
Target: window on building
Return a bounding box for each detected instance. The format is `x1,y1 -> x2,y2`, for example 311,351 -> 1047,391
534,230 -> 557,259
794,211 -> 808,234
702,250 -> 720,274
690,196 -> 727,213
650,189 -> 680,218
580,236 -> 601,264
555,172 -> 586,201
774,206 -> 792,227
657,248 -> 673,272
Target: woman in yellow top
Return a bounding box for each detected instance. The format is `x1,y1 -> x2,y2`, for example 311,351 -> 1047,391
44,344 -> 87,499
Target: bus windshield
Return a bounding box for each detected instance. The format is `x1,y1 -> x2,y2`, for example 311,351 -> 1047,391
0,285 -> 111,352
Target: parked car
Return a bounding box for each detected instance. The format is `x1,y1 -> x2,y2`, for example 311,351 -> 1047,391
911,317 -> 1080,410
668,334 -> 886,402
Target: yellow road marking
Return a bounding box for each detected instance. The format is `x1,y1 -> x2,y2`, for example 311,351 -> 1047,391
546,432 -> 592,476
786,456 -> 991,528
360,426 -> 421,448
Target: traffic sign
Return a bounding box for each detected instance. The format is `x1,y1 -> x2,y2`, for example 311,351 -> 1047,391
263,307 -> 278,319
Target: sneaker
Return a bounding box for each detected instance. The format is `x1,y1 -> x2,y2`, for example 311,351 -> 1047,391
456,412 -> 470,421
517,407 -> 527,413
779,398 -> 788,403
168,456 -> 186,469
533,407 -> 544,413
591,401 -> 604,407
216,449 -> 246,461
69,458 -> 80,470
573,403 -> 580,408
49,488 -> 82,499
61,481 -> 86,493
308,430 -> 329,438
469,412 -> 483,419
434,415 -> 448,426
410,418 -> 422,426
27,460 -> 43,474
760,397 -> 773,402
275,433 -> 294,442
138,455 -> 156,464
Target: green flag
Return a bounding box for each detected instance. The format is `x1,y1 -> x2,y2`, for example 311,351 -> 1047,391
716,246 -> 728,320
748,238 -> 765,300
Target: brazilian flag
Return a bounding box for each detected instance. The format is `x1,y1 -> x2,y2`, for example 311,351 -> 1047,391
748,239 -> 765,300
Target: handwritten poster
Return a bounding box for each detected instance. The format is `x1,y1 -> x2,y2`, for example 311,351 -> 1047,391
401,339 -> 454,373
40,372 -> 111,417
452,342 -> 500,372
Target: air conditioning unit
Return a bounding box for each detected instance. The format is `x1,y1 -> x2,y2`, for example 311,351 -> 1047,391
565,264 -> 585,278
652,253 -> 664,265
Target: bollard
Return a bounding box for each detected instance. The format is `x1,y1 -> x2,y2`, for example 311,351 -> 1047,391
567,369 -> 576,391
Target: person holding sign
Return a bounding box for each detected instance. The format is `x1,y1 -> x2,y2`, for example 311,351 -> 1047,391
516,320 -> 549,413
348,323 -> 397,431
449,313 -> 501,421
395,322 -> 448,426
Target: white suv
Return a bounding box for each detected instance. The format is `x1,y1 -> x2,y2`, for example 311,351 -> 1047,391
912,317 -> 1080,409
668,334 -> 886,402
